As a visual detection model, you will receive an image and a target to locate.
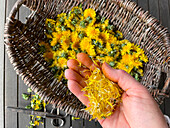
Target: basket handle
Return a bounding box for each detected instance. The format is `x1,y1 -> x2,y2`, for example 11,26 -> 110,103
8,0 -> 26,21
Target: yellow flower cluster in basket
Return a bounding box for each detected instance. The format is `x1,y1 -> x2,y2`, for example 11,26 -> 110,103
39,6 -> 148,120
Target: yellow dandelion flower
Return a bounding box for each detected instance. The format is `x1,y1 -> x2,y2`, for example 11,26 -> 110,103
101,19 -> 109,30
34,104 -> 40,110
119,39 -> 129,45
45,19 -> 56,26
65,14 -> 75,30
121,43 -> 133,55
71,31 -> 79,42
51,32 -> 62,46
45,33 -> 52,38
71,32 -> 80,49
96,47 -> 105,54
84,8 -> 96,25
58,71 -> 64,81
62,30 -> 71,37
71,6 -> 83,15
84,8 -> 96,19
36,116 -> 41,119
43,52 -> 53,60
106,42 -> 112,52
86,26 -> 100,39
60,36 -> 70,51
50,38 -> 57,46
115,30 -> 123,39
68,50 -> 76,59
138,69 -> 144,76
57,58 -> 68,68
57,13 -> 67,21
80,37 -> 91,51
104,56 -> 114,63
140,54 -> 148,63
108,34 -> 117,44
36,100 -> 41,105
55,25 -> 62,32
86,44 -> 96,56
96,56 -> 105,62
34,121 -> 39,126
99,31 -> 110,43
72,41 -> 79,49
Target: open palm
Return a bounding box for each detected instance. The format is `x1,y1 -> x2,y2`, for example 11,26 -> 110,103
65,53 -> 167,128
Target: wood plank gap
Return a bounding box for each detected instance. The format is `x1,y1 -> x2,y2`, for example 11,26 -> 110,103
17,75 -> 19,128
70,115 -> 72,127
3,0 -> 7,127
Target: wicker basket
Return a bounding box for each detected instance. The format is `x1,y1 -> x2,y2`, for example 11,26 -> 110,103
4,0 -> 170,119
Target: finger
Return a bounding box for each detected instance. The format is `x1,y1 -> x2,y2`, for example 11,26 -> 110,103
67,59 -> 91,78
65,69 -> 87,87
68,80 -> 89,106
77,53 -> 97,71
102,62 -> 147,93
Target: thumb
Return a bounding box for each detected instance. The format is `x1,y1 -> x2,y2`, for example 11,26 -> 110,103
102,62 -> 147,93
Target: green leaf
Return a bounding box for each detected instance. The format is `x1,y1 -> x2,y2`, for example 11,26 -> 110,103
78,3 -> 82,8
29,121 -> 35,126
61,26 -> 66,31
135,73 -> 139,81
47,29 -> 53,34
80,20 -> 86,28
86,16 -> 92,21
107,25 -> 114,30
59,17 -> 64,23
25,105 -> 32,109
51,66 -> 59,73
71,19 -> 77,25
109,62 -> 115,67
39,45 -> 46,53
35,94 -> 39,99
47,22 -> 52,28
101,17 -> 105,23
22,93 -> 30,100
74,8 -> 81,15
61,52 -> 68,58
27,88 -> 32,93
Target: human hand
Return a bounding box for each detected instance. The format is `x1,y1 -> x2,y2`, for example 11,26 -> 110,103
65,53 -> 168,128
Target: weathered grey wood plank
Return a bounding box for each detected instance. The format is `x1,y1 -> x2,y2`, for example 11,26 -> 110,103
5,0 -> 18,128
131,0 -> 138,4
159,0 -> 170,32
158,0 -> 170,116
0,0 -> 5,127
138,0 -> 149,11
84,120 -> 96,128
165,98 -> 170,117
5,56 -> 18,128
95,121 -> 102,128
18,5 -> 32,128
148,0 -> 159,19
72,118 -> 84,128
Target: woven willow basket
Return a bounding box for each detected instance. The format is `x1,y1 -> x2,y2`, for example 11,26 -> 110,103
4,0 -> 170,119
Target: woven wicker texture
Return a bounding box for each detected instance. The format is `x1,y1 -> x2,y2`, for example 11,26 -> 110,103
4,0 -> 170,119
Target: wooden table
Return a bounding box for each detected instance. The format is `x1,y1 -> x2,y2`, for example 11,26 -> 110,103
0,0 -> 169,128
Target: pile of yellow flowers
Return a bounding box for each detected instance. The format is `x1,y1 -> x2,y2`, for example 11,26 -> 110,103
82,68 -> 123,120
39,6 -> 148,120
22,88 -> 47,128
